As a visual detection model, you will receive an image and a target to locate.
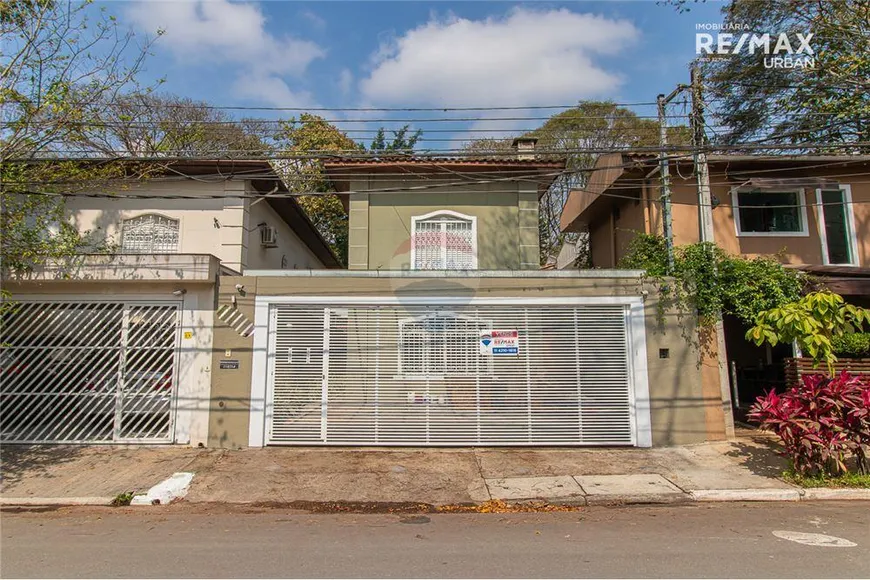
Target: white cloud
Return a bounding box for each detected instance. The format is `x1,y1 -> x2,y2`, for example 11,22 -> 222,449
360,8 -> 639,107
126,0 -> 325,105
338,69 -> 354,96
299,10 -> 326,30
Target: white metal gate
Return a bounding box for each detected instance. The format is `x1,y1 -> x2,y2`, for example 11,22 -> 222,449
0,301 -> 180,443
265,302 -> 640,446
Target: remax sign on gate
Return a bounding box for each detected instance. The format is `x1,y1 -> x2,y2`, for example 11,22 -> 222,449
480,329 -> 519,356
696,23 -> 815,69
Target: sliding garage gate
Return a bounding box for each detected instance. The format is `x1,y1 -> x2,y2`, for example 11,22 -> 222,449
264,300 -> 646,446
0,301 -> 180,443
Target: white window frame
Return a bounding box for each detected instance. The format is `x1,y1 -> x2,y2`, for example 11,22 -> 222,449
731,188 -> 809,237
410,210 -> 478,270
815,184 -> 860,266
120,213 -> 181,253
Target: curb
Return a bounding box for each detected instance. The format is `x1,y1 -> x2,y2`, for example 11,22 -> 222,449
690,489 -> 802,502
799,488 -> 870,501
583,492 -> 691,506
2,488 -> 868,509
0,497 -> 112,506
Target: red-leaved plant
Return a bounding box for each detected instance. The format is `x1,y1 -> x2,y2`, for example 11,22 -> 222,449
748,371 -> 870,476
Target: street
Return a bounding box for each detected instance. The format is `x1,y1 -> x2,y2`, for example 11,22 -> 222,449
2,502 -> 868,578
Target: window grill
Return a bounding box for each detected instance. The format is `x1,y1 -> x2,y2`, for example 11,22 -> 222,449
412,212 -> 476,269
398,312 -> 492,377
121,214 -> 179,253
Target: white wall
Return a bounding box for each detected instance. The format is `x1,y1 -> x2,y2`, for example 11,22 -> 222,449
65,179 -> 325,271
245,198 -> 323,270
66,179 -> 251,270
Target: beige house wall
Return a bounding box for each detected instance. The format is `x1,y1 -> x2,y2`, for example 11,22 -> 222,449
207,274 -> 725,449
65,179 -> 324,272
599,170 -> 870,268
245,196 -> 322,270
345,178 -> 540,270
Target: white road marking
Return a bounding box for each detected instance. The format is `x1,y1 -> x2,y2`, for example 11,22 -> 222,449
773,530 -> 857,547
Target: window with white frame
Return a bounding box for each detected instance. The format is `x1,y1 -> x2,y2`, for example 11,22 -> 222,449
121,214 -> 180,253
816,185 -> 859,265
398,312 -> 492,377
411,211 -> 477,270
733,190 -> 808,236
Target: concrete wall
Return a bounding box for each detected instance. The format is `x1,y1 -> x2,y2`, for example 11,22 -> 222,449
207,273 -> 725,448
3,280 -> 215,447
65,179 -> 324,272
346,178 -> 540,270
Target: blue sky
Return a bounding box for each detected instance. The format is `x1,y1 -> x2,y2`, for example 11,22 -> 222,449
102,0 -> 728,147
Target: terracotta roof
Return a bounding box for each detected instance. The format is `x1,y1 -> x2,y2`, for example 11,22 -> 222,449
323,156 -> 565,168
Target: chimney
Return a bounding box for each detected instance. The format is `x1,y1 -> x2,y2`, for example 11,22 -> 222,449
512,136 -> 538,161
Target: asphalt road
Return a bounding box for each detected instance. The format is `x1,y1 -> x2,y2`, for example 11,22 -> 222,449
2,502 -> 868,578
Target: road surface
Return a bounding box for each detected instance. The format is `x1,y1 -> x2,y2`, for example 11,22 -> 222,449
2,502 -> 868,578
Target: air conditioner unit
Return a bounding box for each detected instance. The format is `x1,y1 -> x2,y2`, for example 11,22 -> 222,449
260,226 -> 278,248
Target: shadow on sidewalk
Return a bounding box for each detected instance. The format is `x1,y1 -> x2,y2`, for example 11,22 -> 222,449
724,433 -> 789,479
0,445 -> 87,490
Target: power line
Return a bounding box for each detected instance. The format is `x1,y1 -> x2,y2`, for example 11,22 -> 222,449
10,101 -> 661,112
15,141 -> 870,158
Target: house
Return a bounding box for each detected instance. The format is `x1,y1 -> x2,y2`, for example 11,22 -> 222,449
64,159 -> 341,272
206,141 -> 734,449
560,153 -> 869,273
559,153 -> 870,402
0,160 -> 339,447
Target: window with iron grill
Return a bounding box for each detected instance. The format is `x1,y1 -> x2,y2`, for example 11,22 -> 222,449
121,215 -> 180,253
398,313 -> 491,377
412,211 -> 476,269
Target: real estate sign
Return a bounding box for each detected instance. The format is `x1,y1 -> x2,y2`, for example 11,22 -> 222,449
480,329 -> 519,356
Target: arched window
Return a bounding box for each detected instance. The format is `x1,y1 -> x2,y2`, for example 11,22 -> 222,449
410,210 -> 477,270
121,214 -> 179,253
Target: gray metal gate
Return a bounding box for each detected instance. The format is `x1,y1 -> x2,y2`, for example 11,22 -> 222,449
266,303 -> 636,446
0,301 -> 180,443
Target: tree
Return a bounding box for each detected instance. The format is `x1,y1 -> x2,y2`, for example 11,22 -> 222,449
1,0 -> 158,277
272,114 -> 362,265
368,125 -> 422,153
699,0 -> 869,148
69,92 -> 267,157
466,102 -> 691,265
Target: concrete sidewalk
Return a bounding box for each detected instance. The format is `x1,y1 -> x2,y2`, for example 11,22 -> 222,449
3,432 -> 869,506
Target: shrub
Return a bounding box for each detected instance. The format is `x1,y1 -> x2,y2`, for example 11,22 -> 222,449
833,333 -> 870,358
748,371 -> 870,476
747,291 -> 870,372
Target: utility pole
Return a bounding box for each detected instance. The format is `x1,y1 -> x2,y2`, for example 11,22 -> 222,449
689,61 -> 735,439
690,64 -> 715,245
656,86 -> 685,274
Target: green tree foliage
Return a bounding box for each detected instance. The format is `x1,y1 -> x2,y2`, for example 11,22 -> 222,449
832,333 -> 870,358
1,0 -> 158,278
748,291 -> 870,372
368,125 -> 422,153
532,102 -> 692,265
463,102 -> 691,265
619,233 -> 805,326
272,114 -> 363,265
699,0 -> 869,147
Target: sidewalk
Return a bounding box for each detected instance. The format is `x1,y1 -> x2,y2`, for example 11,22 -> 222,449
2,431 -> 869,507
